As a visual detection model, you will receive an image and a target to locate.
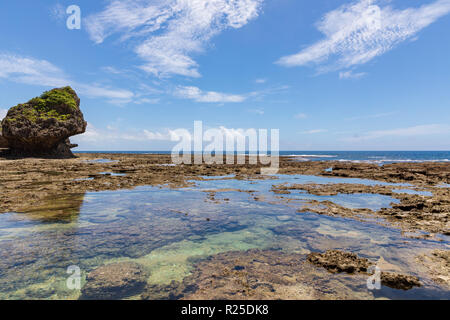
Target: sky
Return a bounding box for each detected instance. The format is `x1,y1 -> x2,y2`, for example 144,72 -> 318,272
0,0 -> 450,151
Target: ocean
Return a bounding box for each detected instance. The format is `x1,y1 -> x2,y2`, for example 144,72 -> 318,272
75,151 -> 450,163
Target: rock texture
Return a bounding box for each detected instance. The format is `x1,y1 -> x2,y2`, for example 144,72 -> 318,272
307,250 -> 372,274
380,272 -> 421,290
0,132 -> 7,149
274,181 -> 450,239
416,250 -> 450,288
1,87 -> 86,158
81,262 -> 147,300
140,249 -> 375,300
307,250 -> 421,290
184,249 -> 376,300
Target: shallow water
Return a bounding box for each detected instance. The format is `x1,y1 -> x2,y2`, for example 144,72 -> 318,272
283,191 -> 399,211
0,174 -> 448,300
392,189 -> 433,196
84,159 -> 118,164
98,172 -> 127,177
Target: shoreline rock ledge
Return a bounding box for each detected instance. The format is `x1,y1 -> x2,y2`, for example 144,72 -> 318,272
1,86 -> 87,158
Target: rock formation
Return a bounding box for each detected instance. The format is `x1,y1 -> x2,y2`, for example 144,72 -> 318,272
307,250 -> 421,290
307,250 -> 372,274
1,86 -> 86,158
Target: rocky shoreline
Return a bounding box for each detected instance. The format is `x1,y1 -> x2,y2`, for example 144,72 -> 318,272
0,153 -> 448,298
272,181 -> 449,239
1,153 -> 447,237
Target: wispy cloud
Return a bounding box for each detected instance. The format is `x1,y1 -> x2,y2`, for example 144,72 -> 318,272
339,70 -> 367,79
345,111 -> 396,121
174,86 -> 246,103
0,53 -> 134,103
0,109 -> 7,120
255,78 -> 267,84
101,66 -> 124,75
77,123 -> 177,143
295,113 -> 308,119
276,0 -> 450,72
248,108 -> 264,115
299,129 -> 327,134
79,85 -> 134,101
343,124 -> 450,142
75,123 -> 259,150
85,0 -> 263,78
0,53 -> 70,87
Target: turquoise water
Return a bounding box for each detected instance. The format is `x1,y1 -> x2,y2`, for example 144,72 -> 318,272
0,174 -> 448,300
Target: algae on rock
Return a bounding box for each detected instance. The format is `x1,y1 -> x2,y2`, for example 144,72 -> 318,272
1,86 -> 87,158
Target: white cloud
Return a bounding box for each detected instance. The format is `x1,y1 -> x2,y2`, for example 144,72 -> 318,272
135,98 -> 161,105
77,84 -> 134,100
175,86 -> 246,103
0,54 -> 70,87
77,123 -> 176,143
295,113 -> 308,119
85,0 -> 263,78
0,53 -> 135,103
277,0 -> 450,72
343,124 -> 450,142
339,70 -> 367,79
101,66 -> 124,74
248,108 -> 264,115
143,130 -> 174,141
76,123 -> 102,142
255,78 -> 267,84
75,123 -> 257,148
0,109 -> 7,120
217,126 -> 253,140
300,129 -> 327,134
345,111 -> 396,121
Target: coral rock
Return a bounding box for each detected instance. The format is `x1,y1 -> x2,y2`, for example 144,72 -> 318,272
1,87 -> 86,158
307,250 -> 372,274
380,272 -> 421,290
81,262 -> 147,300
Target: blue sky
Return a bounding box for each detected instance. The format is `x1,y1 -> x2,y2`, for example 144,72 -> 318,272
1,0 -> 450,151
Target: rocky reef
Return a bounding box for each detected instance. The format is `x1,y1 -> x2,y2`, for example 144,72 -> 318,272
416,250 -> 450,288
142,249 -> 376,300
307,250 -> 372,274
307,250 -> 421,290
1,87 -> 86,158
81,262 -> 148,300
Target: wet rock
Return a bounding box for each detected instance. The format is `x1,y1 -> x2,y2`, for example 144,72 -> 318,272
81,262 -> 147,300
416,250 -> 450,288
380,272 -> 421,290
141,281 -> 191,300
308,250 -> 421,291
179,249 -> 374,300
274,181 -> 450,239
307,250 -> 372,274
1,87 -> 86,158
323,162 -> 450,186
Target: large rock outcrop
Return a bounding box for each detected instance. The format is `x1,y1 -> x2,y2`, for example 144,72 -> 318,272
1,87 -> 86,158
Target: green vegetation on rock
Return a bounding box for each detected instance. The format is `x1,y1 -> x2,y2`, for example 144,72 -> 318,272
7,86 -> 77,123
